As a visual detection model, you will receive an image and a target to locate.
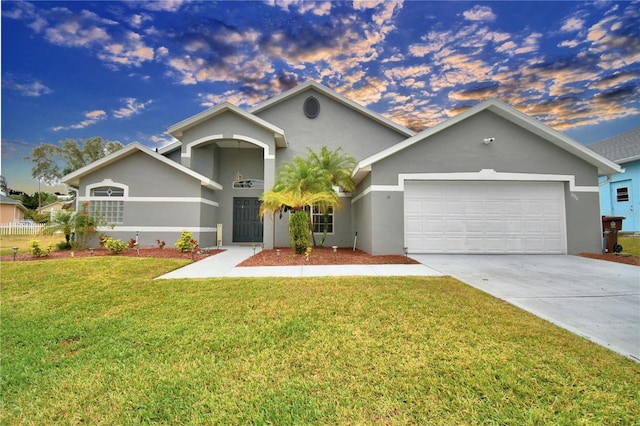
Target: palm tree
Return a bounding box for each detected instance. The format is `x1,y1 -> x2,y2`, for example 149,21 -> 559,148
306,146 -> 356,244
260,148 -> 354,253
306,146 -> 356,192
43,211 -> 74,245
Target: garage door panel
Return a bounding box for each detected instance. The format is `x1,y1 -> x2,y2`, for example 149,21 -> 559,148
404,181 -> 566,254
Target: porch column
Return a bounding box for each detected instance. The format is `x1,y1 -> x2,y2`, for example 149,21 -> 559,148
263,155 -> 276,249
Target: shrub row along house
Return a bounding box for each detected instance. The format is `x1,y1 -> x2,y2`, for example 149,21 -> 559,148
62,81 -> 621,255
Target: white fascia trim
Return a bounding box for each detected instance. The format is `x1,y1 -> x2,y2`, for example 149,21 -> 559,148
168,102 -> 287,146
158,140 -> 182,155
352,170 -> 599,204
100,226 -> 218,233
79,196 -> 219,207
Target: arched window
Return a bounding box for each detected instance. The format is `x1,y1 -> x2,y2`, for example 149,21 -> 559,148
89,185 -> 125,224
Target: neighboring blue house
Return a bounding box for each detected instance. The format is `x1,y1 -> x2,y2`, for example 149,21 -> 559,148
587,126 -> 640,234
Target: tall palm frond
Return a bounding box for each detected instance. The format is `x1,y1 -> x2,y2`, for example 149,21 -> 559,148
306,146 -> 357,192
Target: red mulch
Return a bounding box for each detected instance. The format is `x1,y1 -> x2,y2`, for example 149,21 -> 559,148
238,246 -> 418,267
578,252 -> 640,266
0,247 -> 224,262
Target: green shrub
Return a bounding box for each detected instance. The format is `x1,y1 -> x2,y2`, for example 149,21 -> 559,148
56,241 -> 73,251
27,239 -> 54,257
175,230 -> 198,252
102,237 -> 127,255
289,210 -> 310,255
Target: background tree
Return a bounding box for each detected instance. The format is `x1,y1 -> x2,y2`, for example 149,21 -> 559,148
25,137 -> 123,186
259,147 -> 356,253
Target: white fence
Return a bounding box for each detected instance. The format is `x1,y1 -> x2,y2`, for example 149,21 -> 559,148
0,222 -> 46,236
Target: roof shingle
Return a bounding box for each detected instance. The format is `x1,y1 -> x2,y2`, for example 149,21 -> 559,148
587,126 -> 640,163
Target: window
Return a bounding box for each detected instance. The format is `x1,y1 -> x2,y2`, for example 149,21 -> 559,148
616,187 -> 629,202
309,205 -> 333,233
90,186 -> 124,224
303,96 -> 320,118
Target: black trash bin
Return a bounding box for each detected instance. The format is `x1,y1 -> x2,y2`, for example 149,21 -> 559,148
602,216 -> 625,253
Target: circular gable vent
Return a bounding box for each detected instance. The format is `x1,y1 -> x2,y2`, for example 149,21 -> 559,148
303,96 -> 320,118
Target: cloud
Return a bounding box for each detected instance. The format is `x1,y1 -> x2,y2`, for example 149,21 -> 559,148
112,98 -> 153,119
561,16 -> 586,33
463,5 -> 496,22
149,134 -> 179,147
139,0 -> 188,12
52,110 -> 107,131
41,8 -> 114,48
98,31 -> 155,67
3,76 -> 53,97
265,0 -> 332,16
8,3 -> 154,69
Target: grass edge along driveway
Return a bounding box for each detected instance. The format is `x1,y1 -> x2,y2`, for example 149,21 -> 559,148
2,257 -> 638,425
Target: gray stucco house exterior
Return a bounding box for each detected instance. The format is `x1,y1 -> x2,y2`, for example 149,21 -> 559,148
62,81 -> 621,255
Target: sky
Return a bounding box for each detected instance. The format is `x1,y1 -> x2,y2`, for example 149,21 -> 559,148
2,0 -> 639,194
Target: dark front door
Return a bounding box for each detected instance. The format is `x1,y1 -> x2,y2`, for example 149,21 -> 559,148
233,197 -> 263,243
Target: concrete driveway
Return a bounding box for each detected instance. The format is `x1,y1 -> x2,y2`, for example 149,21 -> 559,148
411,255 -> 640,361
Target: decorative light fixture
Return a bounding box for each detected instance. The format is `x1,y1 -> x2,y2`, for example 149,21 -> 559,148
483,137 -> 495,144
235,140 -> 243,182
252,244 -> 257,256
403,247 -> 409,261
90,248 -> 95,256
332,246 -> 338,263
12,247 -> 18,261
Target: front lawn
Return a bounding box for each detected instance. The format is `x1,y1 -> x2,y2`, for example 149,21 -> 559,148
619,235 -> 640,257
1,258 -> 638,424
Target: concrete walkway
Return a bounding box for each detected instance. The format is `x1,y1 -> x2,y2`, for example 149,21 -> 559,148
415,255 -> 640,361
156,246 -> 444,279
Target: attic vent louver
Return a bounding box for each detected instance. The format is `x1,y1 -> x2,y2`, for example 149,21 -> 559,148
303,96 -> 320,118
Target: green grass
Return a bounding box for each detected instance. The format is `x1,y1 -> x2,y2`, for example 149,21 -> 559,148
1,258 -> 638,424
0,233 -> 65,255
619,235 -> 640,257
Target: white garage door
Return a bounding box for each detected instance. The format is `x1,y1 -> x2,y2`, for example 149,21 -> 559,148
404,181 -> 566,254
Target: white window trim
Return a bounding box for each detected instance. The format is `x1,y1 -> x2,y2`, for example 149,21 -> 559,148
309,205 -> 334,234
86,180 -> 129,197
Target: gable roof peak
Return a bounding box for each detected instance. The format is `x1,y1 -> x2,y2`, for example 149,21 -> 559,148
250,80 -> 416,137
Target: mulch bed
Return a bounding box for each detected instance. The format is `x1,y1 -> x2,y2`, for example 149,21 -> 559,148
238,246 -> 418,267
578,252 -> 640,266
3,245 -> 636,267
0,247 -> 223,262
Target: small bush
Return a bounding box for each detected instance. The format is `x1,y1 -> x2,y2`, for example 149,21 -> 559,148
289,210 -> 310,254
102,237 -> 127,255
28,239 -> 54,257
56,241 -> 73,251
175,231 -> 198,252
